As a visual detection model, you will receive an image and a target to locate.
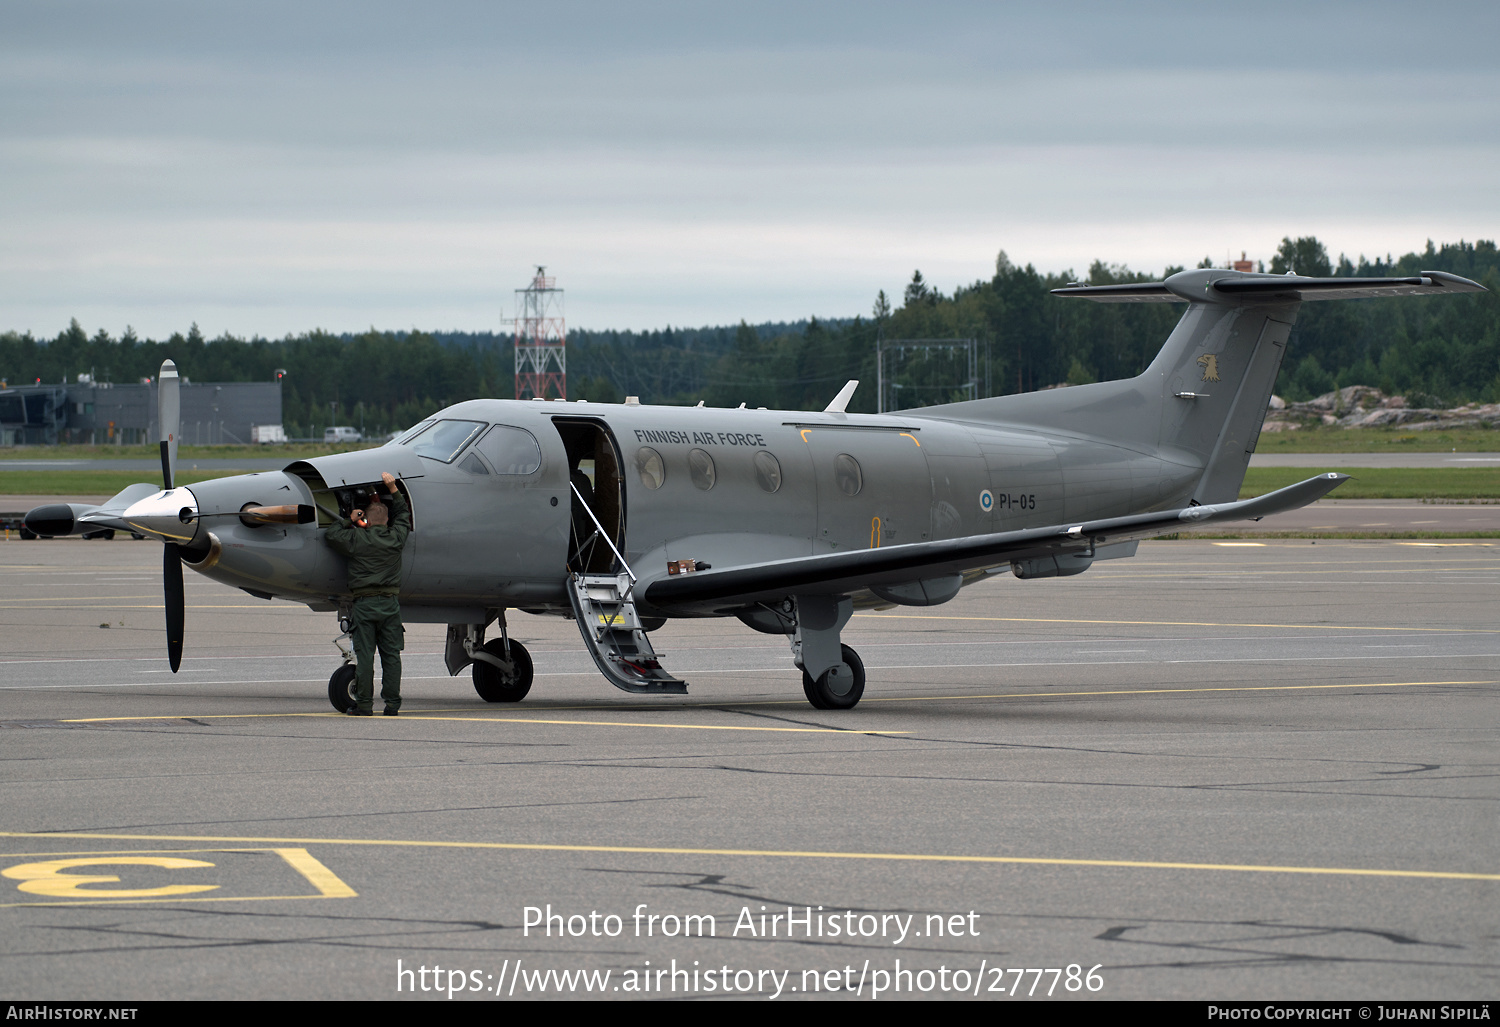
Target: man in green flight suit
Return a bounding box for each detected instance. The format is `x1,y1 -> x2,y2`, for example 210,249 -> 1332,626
325,471 -> 411,717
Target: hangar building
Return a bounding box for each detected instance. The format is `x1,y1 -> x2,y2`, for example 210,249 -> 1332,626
0,378 -> 281,446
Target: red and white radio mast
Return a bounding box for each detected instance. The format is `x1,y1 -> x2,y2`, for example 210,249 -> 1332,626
510,266 -> 566,400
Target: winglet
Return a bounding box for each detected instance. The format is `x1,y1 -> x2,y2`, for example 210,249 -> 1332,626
825,380 -> 859,413
1179,472 -> 1350,523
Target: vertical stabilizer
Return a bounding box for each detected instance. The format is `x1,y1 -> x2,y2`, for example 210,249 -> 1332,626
914,270 -> 1297,503
1143,292 -> 1295,503
912,268 -> 1482,505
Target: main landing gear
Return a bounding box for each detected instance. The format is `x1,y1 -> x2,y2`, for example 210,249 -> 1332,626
789,595 -> 865,710
802,643 -> 865,709
472,638 -> 534,702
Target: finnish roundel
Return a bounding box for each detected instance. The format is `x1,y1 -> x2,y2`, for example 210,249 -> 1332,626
979,489 -> 994,512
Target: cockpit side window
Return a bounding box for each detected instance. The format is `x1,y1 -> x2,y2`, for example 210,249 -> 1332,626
390,419 -> 435,446
399,419 -> 487,463
476,425 -> 543,475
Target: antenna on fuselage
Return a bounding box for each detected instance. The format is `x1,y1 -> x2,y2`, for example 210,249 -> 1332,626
824,379 -> 859,414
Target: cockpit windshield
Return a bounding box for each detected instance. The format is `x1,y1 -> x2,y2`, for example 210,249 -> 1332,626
399,419 -> 487,463
390,419 -> 435,446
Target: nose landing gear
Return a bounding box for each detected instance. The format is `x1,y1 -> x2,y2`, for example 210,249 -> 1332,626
327,664 -> 358,713
326,618 -> 359,713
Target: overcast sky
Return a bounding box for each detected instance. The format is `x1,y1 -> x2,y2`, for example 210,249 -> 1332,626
2,0 -> 1497,338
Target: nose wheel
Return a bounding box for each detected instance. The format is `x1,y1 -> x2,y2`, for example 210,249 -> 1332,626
802,644 -> 865,709
327,664 -> 358,713
473,638 -> 534,702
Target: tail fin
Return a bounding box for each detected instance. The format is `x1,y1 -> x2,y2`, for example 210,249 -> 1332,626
1139,278 -> 1297,503
923,268 -> 1484,504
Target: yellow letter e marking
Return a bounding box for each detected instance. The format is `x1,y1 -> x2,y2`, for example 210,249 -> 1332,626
2,857 -> 220,898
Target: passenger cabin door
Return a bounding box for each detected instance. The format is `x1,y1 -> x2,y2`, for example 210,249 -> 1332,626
802,427 -> 931,551
551,417 -> 626,574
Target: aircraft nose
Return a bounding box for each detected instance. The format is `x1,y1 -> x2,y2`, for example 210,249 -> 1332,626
123,487 -> 200,543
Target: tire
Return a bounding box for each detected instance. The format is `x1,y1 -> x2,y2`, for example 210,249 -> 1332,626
473,638 -> 534,702
801,644 -> 865,710
327,664 -> 357,712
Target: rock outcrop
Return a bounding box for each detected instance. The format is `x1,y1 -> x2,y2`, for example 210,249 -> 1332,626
1262,387 -> 1500,432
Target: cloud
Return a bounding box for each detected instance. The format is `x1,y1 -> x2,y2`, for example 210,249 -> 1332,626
2,1 -> 1497,336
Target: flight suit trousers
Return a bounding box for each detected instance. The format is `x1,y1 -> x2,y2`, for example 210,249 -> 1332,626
350,595 -> 404,712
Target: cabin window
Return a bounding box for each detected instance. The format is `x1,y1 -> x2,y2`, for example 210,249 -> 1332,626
754,451 -> 782,493
835,453 -> 862,496
688,448 -> 716,491
477,424 -> 542,474
636,447 -> 665,489
400,418 -> 487,463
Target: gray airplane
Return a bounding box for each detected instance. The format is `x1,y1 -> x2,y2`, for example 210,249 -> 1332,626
31,267 -> 1485,710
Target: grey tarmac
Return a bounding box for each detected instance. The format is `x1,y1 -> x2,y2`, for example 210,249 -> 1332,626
0,538 -> 1495,1001
1187,499 -> 1500,535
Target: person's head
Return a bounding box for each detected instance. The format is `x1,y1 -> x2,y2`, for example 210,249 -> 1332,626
365,498 -> 389,526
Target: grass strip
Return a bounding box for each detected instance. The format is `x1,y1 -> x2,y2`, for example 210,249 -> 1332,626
0,470 -> 246,495
1175,531 -> 1500,540
0,443 -> 377,461
1254,425 -> 1500,453
2,464 -> 1496,500
1240,466 -> 1500,499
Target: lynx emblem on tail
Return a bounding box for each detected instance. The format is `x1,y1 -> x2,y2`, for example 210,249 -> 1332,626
1197,353 -> 1220,382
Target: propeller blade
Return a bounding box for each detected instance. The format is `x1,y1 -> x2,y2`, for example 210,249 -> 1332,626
158,360 -> 180,490
164,542 -> 184,673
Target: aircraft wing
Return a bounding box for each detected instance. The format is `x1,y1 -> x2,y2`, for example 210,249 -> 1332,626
25,482 -> 161,536
644,472 -> 1348,615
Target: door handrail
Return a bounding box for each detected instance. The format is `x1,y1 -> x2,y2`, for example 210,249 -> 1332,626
569,480 -> 637,589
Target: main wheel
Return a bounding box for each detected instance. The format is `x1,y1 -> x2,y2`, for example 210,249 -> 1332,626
473,638 -> 534,702
327,664 -> 357,712
801,644 -> 865,710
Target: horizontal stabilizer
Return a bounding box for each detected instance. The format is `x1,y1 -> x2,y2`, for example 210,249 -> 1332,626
1053,269 -> 1485,304
1213,270 -> 1485,301
1049,281 -> 1177,303
646,473 -> 1349,614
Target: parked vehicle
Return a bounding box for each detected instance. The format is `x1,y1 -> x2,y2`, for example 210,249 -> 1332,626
324,426 -> 362,443
251,424 -> 287,444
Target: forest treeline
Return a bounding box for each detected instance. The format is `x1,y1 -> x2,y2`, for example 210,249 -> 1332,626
2,236 -> 1496,438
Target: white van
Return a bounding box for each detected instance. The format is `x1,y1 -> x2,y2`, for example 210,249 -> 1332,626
324,426 -> 363,443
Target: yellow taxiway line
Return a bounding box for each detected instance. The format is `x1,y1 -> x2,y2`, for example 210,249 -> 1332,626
396,716 -> 907,734
860,679 -> 1494,704
855,612 -> 1498,633
59,710 -> 905,734
0,831 -> 1494,883
58,680 -> 1493,724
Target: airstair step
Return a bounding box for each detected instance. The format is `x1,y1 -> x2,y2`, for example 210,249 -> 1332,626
567,573 -> 686,695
